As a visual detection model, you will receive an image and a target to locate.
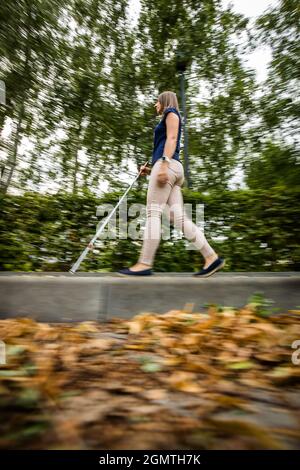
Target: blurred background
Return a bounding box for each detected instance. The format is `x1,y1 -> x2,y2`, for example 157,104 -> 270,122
0,0 -> 300,453
0,0 -> 299,273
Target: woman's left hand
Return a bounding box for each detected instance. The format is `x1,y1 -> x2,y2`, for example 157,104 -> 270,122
157,170 -> 169,186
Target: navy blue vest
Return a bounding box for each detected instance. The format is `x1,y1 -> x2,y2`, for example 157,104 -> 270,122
151,107 -> 182,166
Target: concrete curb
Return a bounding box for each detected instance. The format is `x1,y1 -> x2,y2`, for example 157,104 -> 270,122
0,272 -> 299,322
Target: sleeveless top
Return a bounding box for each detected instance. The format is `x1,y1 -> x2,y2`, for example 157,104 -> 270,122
151,107 -> 182,166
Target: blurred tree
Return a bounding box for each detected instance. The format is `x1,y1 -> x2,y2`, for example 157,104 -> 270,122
243,0 -> 300,190
135,0 -> 257,191
245,141 -> 300,190
0,0 -> 66,194
47,0 -> 137,194
1,0 -> 297,196
256,0 -> 299,143
0,0 -> 138,195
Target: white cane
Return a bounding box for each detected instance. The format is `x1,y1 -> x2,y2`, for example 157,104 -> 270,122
69,160 -> 150,274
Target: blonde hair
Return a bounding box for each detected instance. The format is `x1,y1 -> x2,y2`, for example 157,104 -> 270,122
157,91 -> 180,116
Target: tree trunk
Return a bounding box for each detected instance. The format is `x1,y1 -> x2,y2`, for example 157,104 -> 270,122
0,0 -> 32,194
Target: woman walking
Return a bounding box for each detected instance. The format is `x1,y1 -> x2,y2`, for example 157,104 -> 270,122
118,91 -> 225,277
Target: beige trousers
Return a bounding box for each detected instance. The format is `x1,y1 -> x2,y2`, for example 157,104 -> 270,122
138,158 -> 215,267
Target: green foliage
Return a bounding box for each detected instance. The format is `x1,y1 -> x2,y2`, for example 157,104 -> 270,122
0,0 -> 298,198
0,188 -> 299,272
255,0 -> 300,141
245,142 -> 300,190
0,0 -> 298,275
247,292 -> 281,317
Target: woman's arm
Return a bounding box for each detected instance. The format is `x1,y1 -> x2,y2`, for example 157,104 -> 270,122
162,112 -> 179,160
156,113 -> 180,185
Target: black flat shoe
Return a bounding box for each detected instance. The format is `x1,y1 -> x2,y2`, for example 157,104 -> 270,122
193,257 -> 225,278
117,267 -> 153,276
